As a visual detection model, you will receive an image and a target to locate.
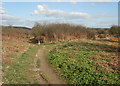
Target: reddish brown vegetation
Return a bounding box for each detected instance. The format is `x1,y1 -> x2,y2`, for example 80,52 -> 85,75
31,23 -> 96,43
2,26 -> 33,68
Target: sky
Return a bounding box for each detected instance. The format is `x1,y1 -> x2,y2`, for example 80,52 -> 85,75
0,1 -> 119,28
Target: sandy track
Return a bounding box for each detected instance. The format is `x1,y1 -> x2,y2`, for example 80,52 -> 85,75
34,45 -> 66,84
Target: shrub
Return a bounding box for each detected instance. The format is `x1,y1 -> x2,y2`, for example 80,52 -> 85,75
109,25 -> 120,37
97,29 -> 106,34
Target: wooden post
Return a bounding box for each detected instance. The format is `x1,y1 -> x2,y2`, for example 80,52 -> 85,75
38,40 -> 40,45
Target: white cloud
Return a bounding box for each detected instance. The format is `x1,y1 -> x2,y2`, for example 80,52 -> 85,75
57,0 -> 62,2
31,4 -> 90,20
0,7 -> 4,9
91,3 -> 95,6
95,20 -> 118,28
93,13 -> 117,18
70,0 -> 77,4
0,2 -> 30,27
0,2 -> 3,5
1,14 -> 25,26
0,2 -> 7,14
0,10 -> 6,14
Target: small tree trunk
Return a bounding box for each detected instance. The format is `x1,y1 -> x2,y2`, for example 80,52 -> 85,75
38,40 -> 40,45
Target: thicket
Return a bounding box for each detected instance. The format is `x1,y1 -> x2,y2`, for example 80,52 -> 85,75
31,23 -> 96,44
109,25 -> 120,37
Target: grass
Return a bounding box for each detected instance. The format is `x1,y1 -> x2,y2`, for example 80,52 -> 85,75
3,46 -> 39,84
37,59 -> 40,67
47,41 -> 119,84
39,71 -> 48,82
33,80 -> 39,84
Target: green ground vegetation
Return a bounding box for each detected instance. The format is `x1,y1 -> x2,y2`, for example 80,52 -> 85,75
3,46 -> 39,84
47,41 -> 119,84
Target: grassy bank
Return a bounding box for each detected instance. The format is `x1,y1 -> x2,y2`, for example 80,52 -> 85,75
3,46 -> 39,84
47,41 -> 119,84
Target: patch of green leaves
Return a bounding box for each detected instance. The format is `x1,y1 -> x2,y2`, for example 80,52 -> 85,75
37,59 -> 40,67
39,71 -> 48,82
48,41 -> 119,84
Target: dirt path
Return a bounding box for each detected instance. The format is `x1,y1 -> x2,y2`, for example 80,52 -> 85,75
33,46 -> 47,84
34,45 -> 66,84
